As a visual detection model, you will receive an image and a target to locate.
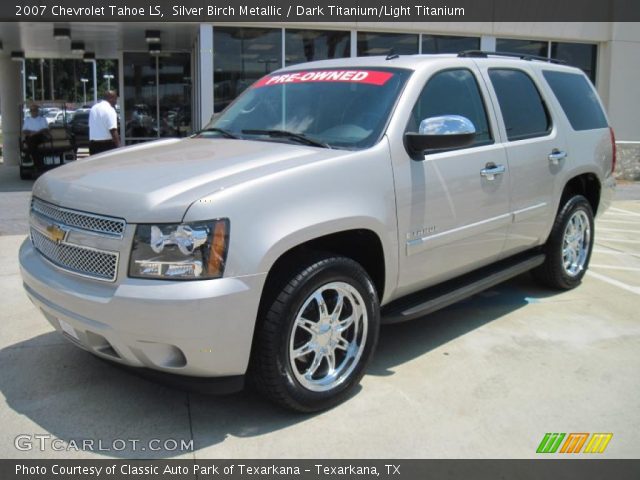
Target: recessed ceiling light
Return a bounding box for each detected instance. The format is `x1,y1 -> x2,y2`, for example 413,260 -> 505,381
71,41 -> 85,54
54,27 -> 71,40
145,30 -> 161,43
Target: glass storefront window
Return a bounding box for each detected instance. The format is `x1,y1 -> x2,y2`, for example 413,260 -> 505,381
123,52 -> 158,142
158,53 -> 192,138
213,27 -> 282,112
285,29 -> 350,66
357,32 -> 419,56
496,38 -> 548,57
551,42 -> 598,84
422,35 -> 480,54
123,52 -> 191,144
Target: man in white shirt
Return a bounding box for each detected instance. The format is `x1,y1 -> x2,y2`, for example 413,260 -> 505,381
22,104 -> 49,137
88,90 -> 121,155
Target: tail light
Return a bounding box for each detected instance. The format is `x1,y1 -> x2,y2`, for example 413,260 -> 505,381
609,127 -> 617,174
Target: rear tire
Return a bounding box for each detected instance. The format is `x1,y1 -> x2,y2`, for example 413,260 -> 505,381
251,255 -> 380,412
533,195 -> 594,290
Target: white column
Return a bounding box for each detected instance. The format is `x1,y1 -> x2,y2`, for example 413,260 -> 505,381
350,30 -> 358,57
198,24 -> 214,128
480,36 -> 496,52
0,56 -> 24,166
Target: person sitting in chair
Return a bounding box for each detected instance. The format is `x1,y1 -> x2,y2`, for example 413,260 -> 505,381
22,104 -> 49,170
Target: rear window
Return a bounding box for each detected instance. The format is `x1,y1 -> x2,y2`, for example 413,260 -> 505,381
542,70 -> 608,131
488,69 -> 551,141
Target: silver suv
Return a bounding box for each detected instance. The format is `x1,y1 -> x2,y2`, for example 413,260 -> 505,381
20,52 -> 616,412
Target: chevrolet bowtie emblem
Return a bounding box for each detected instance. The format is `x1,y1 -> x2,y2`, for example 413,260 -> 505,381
46,224 -> 67,244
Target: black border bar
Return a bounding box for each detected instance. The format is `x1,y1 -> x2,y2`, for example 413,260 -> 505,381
4,459 -> 640,480
3,0 -> 640,22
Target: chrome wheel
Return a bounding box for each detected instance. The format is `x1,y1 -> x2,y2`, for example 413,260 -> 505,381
289,282 -> 368,392
562,210 -> 591,277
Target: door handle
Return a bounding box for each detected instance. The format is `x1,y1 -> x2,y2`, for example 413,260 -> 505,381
480,163 -> 506,180
548,149 -> 567,165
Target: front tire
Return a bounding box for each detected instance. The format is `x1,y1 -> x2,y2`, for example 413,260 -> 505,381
251,255 -> 380,412
533,195 -> 595,290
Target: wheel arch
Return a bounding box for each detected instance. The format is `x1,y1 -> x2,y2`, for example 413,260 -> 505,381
558,172 -> 601,216
258,228 -> 387,313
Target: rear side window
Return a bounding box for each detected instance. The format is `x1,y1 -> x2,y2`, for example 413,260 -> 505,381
542,70 -> 608,131
488,69 -> 551,141
409,68 -> 492,146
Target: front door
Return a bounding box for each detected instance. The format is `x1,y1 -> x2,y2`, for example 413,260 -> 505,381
393,67 -> 511,296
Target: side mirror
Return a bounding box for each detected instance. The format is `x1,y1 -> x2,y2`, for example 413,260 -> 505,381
404,115 -> 476,159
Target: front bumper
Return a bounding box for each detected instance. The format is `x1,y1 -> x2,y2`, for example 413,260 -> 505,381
19,238 -> 266,384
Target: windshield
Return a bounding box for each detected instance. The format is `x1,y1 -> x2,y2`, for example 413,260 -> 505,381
199,67 -> 411,149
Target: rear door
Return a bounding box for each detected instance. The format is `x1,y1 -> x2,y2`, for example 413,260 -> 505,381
478,64 -> 568,256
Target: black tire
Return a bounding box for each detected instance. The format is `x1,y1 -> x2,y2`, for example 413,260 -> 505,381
251,255 -> 380,413
532,195 -> 595,290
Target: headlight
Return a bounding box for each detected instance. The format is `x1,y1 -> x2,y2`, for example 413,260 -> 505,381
129,219 -> 229,280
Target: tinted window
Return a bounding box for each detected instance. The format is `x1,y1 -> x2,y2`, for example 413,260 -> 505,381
422,35 -> 480,54
542,70 -> 607,131
496,39 -> 548,57
489,69 -> 551,141
285,30 -> 350,66
213,28 -> 282,113
551,42 -> 597,84
357,32 -> 418,56
409,69 -> 492,146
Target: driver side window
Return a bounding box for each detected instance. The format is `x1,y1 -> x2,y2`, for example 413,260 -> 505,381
409,68 -> 493,147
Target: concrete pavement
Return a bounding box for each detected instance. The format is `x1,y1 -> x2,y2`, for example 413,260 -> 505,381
0,166 -> 638,459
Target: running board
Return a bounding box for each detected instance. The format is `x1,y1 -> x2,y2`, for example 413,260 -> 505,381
381,252 -> 545,324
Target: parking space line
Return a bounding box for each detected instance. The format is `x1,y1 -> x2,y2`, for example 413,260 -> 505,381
602,212 -> 638,219
595,237 -> 640,244
609,207 -> 640,217
598,219 -> 640,225
597,228 -> 640,233
590,264 -> 640,271
593,248 -> 640,259
587,271 -> 640,295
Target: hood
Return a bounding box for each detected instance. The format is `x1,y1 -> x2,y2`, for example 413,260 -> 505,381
32,137 -> 345,222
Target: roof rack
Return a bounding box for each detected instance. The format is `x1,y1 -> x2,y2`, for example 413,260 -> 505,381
458,50 -> 566,64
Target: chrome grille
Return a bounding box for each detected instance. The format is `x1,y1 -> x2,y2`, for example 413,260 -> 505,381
31,197 -> 125,237
30,228 -> 119,282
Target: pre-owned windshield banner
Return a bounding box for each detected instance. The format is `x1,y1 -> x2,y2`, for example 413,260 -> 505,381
2,0 -> 639,22
253,70 -> 395,88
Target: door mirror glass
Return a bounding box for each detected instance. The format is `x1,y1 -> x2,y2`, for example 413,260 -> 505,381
405,115 -> 476,157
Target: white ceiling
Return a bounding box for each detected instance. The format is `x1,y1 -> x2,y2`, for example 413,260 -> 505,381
0,22 -> 198,58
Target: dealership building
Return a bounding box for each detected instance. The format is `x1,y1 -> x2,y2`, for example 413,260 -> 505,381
0,21 -> 638,169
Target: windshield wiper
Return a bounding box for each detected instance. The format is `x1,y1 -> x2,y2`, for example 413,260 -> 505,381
199,127 -> 239,139
242,129 -> 331,149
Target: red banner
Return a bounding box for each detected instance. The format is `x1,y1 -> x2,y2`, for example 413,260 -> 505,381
253,70 -> 394,88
